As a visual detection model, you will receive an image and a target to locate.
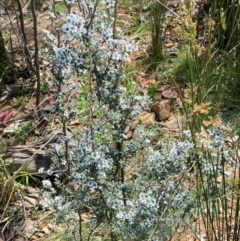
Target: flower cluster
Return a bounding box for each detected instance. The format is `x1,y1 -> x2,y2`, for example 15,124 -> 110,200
65,0 -> 75,6
61,13 -> 86,41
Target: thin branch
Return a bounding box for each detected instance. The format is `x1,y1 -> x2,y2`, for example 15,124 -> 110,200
31,0 -> 41,110
16,0 -> 33,72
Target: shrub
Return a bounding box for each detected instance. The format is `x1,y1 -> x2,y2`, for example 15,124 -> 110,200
41,1 -> 240,240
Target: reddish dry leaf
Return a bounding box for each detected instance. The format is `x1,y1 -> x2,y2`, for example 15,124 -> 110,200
47,221 -> 55,229
24,218 -> 36,238
0,112 -> 5,118
141,80 -> 149,89
48,98 -> 55,106
3,110 -> 13,123
23,196 -> 38,208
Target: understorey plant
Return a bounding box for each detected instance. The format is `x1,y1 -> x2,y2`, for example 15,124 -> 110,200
193,126 -> 240,241
41,0 -> 200,240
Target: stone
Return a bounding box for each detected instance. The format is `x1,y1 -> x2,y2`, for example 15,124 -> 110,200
140,111 -> 156,126
132,125 -> 143,140
123,126 -> 133,140
130,120 -> 138,130
153,92 -> 162,101
162,89 -> 178,99
131,111 -> 156,129
126,131 -> 133,139
164,115 -> 186,130
150,100 -> 171,121
124,125 -> 131,134
172,97 -> 183,108
159,84 -> 170,92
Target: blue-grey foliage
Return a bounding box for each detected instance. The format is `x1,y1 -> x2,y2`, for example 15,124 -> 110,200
41,1 -> 235,240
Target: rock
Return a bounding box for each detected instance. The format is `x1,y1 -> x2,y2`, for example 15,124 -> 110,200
132,125 -> 144,140
131,112 -> 156,129
153,92 -> 162,101
130,121 -> 138,130
123,126 -> 133,139
124,125 -> 131,134
126,131 -> 133,139
172,97 -> 183,108
163,115 -> 186,130
159,84 -> 170,92
162,89 -> 178,99
140,112 -> 156,126
150,100 -> 171,121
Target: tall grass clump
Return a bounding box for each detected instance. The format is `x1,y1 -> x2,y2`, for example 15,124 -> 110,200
122,0 -> 167,69
171,0 -> 240,132
147,0 -> 167,69
195,129 -> 240,240
173,1 -> 240,240
207,0 -> 240,51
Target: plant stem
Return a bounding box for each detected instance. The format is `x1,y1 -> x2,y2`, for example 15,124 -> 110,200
31,0 -> 41,112
16,0 -> 32,72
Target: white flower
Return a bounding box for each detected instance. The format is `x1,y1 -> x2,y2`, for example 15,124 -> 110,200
48,12 -> 56,20
38,167 -> 45,173
65,0 -> 75,6
42,180 -> 52,190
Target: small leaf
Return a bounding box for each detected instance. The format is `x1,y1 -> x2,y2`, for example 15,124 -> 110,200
49,98 -> 55,106
142,80 -> 149,89
3,110 -> 13,123
0,112 -> 5,119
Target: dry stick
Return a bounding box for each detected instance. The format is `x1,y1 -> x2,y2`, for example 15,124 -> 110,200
112,0 -> 126,206
63,0 -> 71,14
112,0 -> 118,38
0,131 -> 58,214
195,0 -> 204,39
86,0 -> 99,156
62,119 -> 71,176
78,209 -> 83,241
52,0 -> 56,16
0,182 -> 15,220
31,0 -> 41,111
77,0 -> 83,12
86,0 -> 99,31
1,3 -> 19,75
15,0 -> 33,72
